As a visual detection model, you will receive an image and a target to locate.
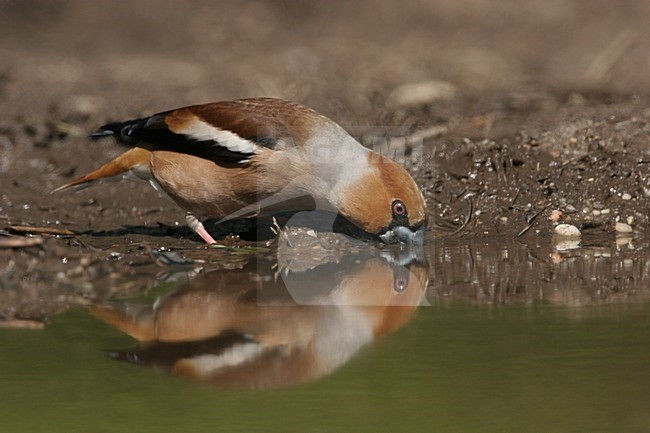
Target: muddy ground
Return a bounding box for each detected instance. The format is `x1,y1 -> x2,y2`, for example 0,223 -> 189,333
2,1 -> 650,320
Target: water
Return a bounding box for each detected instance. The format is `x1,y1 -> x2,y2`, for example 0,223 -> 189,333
1,235 -> 649,432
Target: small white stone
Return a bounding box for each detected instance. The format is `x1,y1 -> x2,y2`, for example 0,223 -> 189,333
554,224 -> 582,238
600,208 -> 610,215
622,193 -> 632,200
615,222 -> 633,233
592,210 -> 601,216
389,80 -> 457,106
627,216 -> 634,225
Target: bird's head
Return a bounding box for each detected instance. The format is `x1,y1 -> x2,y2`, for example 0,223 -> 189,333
336,154 -> 427,245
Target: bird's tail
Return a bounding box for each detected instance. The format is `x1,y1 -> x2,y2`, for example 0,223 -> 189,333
89,303 -> 156,341
89,119 -> 145,144
88,123 -> 121,139
51,147 -> 152,193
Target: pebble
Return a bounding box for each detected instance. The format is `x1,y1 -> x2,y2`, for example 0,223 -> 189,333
554,224 -> 581,238
621,193 -> 632,200
615,222 -> 633,233
549,209 -> 563,222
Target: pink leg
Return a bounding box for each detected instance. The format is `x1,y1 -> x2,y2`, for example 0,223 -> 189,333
185,213 -> 216,244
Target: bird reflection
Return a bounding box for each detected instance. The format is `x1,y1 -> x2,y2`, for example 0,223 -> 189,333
92,245 -> 429,389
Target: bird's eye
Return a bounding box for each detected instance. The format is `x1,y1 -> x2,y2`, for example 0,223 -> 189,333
392,200 -> 407,216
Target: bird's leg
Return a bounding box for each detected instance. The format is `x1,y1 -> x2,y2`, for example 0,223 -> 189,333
185,213 -> 216,244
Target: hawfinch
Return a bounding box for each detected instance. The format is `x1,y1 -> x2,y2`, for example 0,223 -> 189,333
55,98 -> 427,244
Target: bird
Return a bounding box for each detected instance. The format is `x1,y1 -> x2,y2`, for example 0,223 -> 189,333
54,98 -> 427,245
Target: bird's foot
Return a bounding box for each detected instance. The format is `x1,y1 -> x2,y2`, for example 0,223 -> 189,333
185,213 -> 217,244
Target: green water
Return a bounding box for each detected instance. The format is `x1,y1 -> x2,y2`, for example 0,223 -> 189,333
1,303 -> 648,433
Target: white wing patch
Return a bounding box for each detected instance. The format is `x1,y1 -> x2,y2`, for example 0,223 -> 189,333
181,342 -> 262,376
179,118 -> 258,154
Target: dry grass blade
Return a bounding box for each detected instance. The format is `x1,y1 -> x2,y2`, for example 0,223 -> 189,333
208,244 -> 271,253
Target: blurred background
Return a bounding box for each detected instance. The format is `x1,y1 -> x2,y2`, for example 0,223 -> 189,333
2,0 -> 649,121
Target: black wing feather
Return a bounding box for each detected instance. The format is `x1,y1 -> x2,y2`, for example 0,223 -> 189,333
90,113 -> 255,164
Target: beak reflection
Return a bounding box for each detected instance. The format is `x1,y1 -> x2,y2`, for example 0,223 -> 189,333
380,225 -> 425,245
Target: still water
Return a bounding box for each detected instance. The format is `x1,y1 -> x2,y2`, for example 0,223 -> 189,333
1,235 -> 649,432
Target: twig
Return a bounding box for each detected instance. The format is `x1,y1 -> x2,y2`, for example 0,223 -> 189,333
0,236 -> 44,248
509,188 -> 521,209
449,196 -> 473,236
517,204 -> 551,237
6,225 -> 75,236
0,319 -> 45,330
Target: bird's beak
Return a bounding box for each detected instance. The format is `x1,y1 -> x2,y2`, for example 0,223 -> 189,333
379,225 -> 425,245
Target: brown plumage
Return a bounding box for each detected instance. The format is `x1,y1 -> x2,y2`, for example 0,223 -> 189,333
54,98 -> 427,244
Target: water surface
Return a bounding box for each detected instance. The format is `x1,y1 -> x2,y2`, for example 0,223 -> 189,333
1,235 -> 649,432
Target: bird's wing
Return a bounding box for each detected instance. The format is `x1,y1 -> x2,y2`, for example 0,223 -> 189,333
92,98 -> 320,164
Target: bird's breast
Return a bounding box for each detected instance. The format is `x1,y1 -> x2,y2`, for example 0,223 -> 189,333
149,151 -> 261,217
148,151 -> 322,218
